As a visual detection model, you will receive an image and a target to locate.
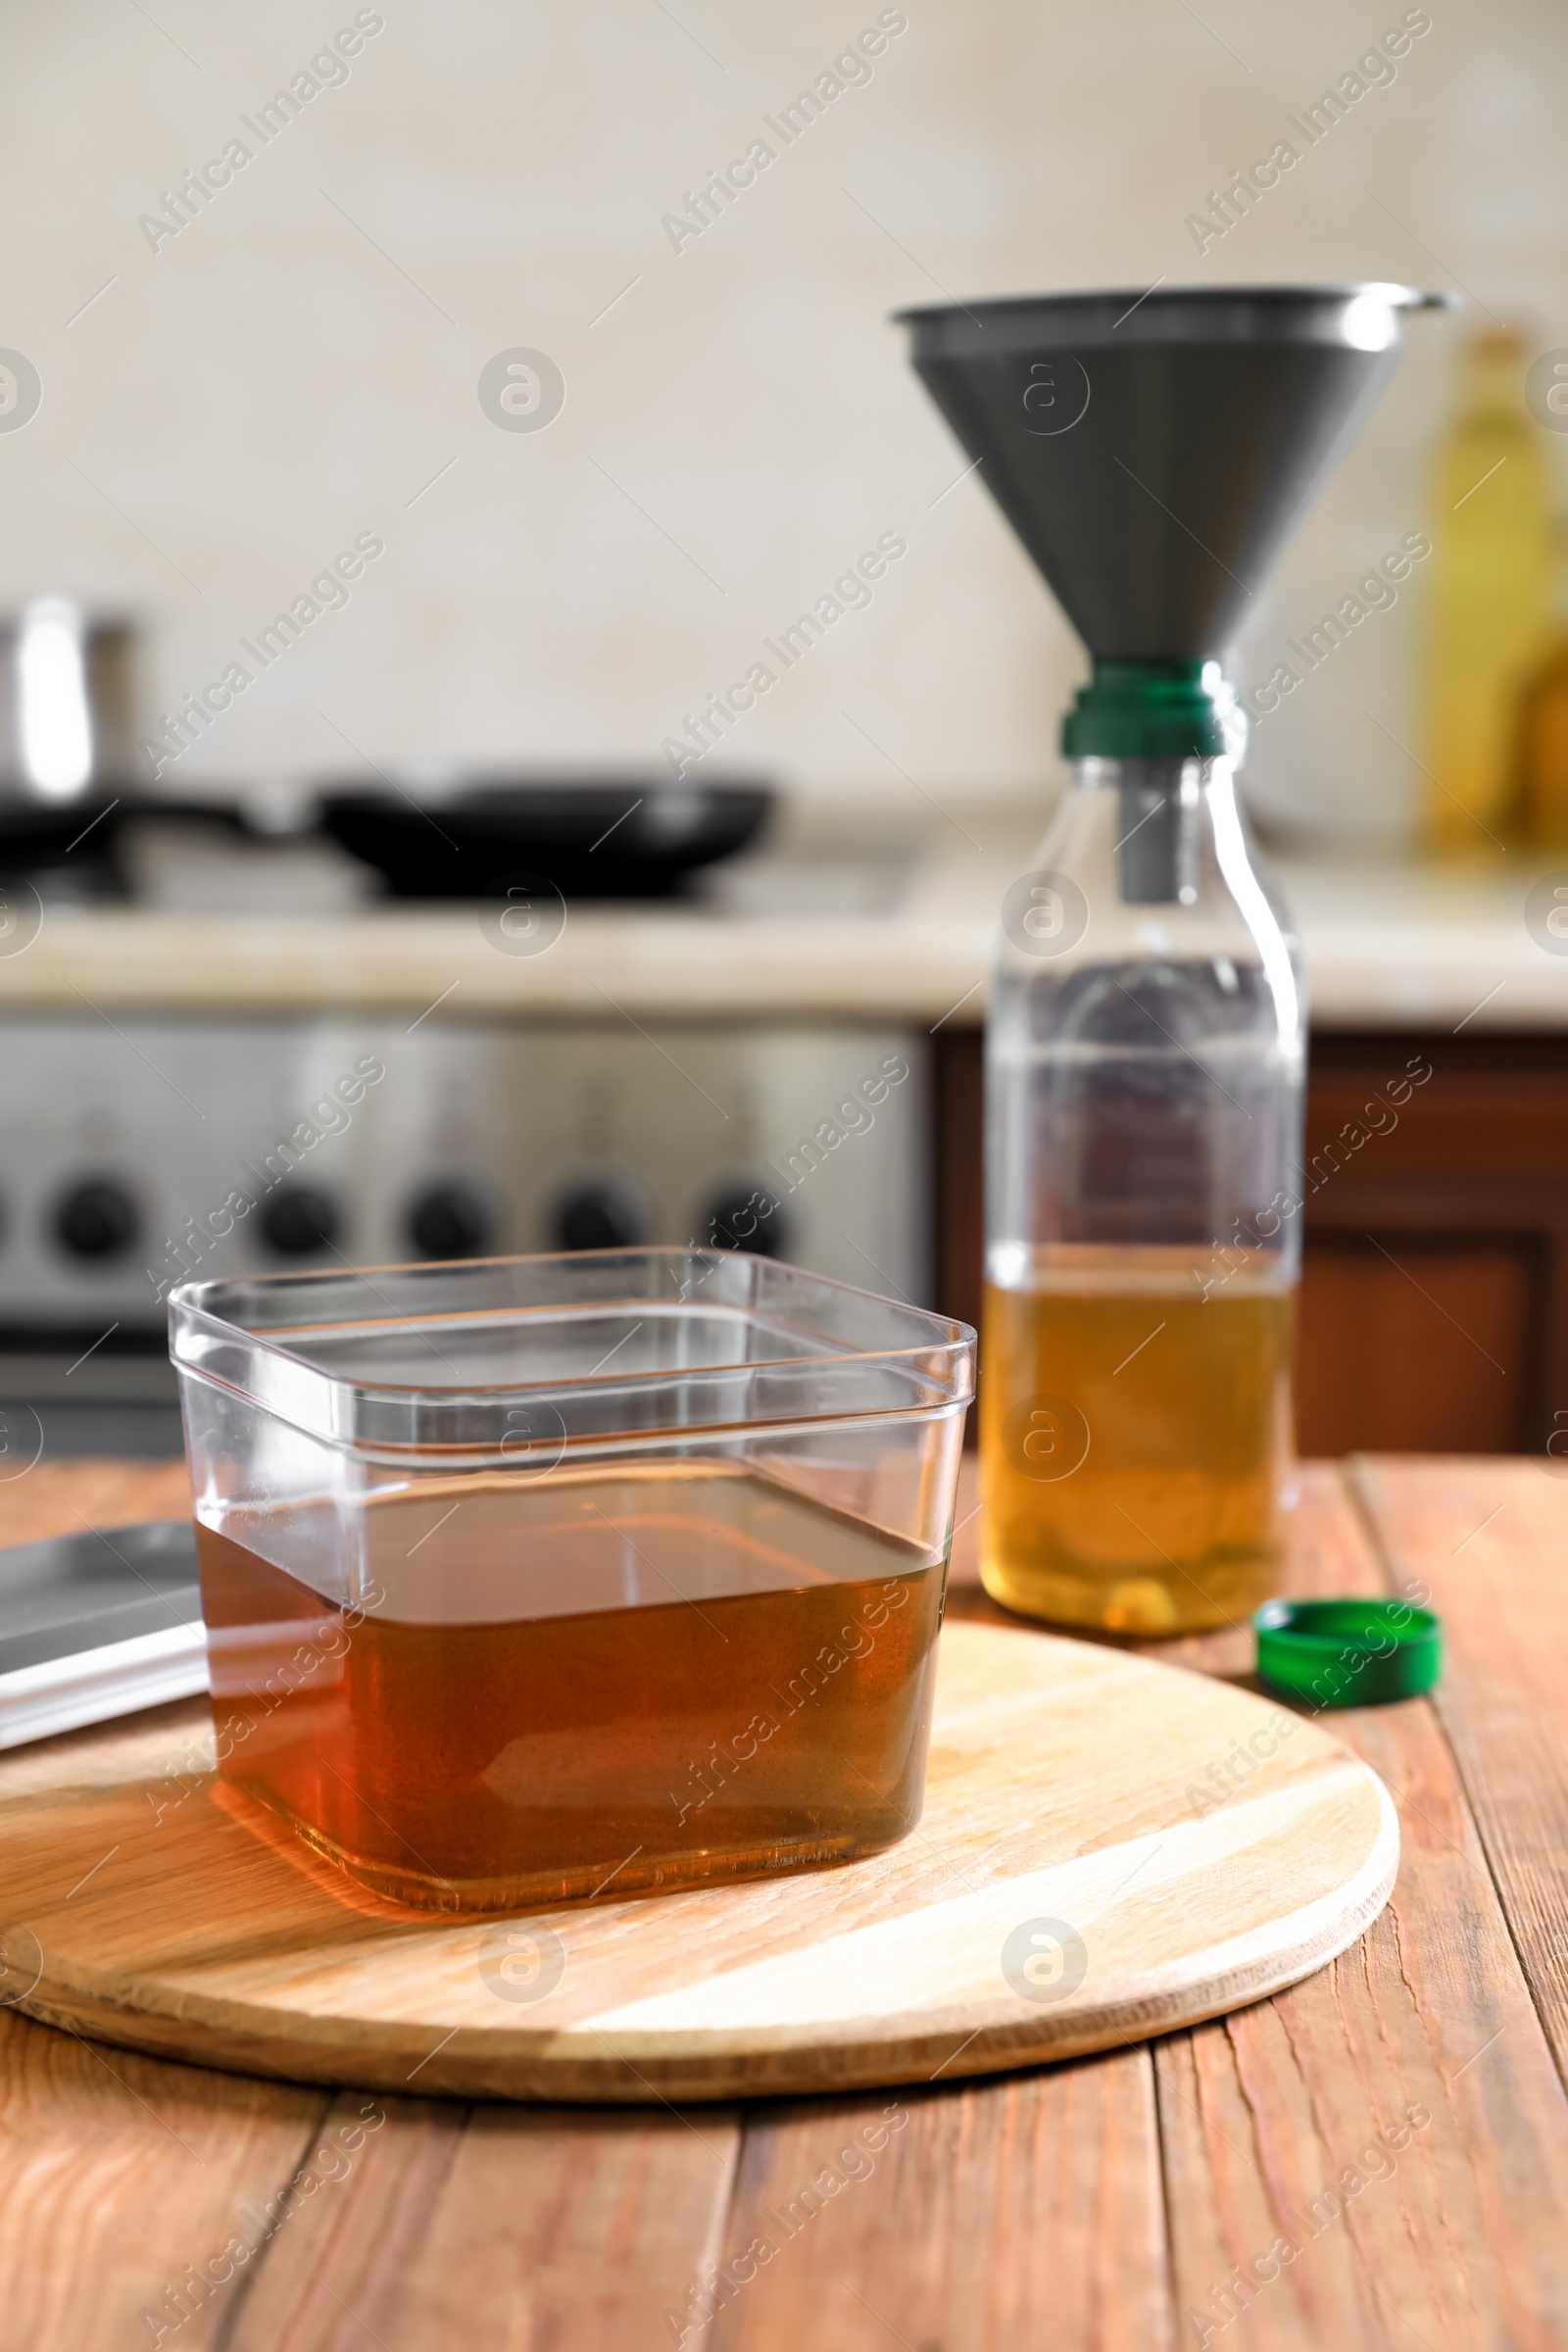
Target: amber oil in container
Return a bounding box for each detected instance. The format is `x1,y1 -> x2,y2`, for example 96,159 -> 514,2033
199,1461 -> 945,1911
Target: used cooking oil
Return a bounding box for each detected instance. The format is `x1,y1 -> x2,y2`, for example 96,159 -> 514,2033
198,1462 -> 944,1910
980,1251 -> 1292,1636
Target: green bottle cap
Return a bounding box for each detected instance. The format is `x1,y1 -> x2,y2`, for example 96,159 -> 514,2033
1253,1597 -> 1443,1708
1061,657 -> 1246,760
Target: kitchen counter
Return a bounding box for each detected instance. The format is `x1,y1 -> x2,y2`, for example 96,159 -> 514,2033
2,823 -> 1565,1029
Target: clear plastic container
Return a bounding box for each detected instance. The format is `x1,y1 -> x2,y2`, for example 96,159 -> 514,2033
171,1250 -> 974,1913
981,748 -> 1303,1635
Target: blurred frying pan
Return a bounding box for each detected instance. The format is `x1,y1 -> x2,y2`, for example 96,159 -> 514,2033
318,775 -> 772,900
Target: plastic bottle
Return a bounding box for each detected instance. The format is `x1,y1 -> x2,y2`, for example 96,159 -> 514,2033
980,662 -> 1303,1636
1423,328 -> 1553,850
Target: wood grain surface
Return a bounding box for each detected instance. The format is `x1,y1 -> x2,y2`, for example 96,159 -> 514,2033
1142,1464 -> 1568,2352
1,1616 -> 1396,2103
1350,1453 -> 1568,2085
0,1457 -> 1564,2352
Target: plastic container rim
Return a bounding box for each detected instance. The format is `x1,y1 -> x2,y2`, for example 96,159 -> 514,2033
167,1249 -> 977,1448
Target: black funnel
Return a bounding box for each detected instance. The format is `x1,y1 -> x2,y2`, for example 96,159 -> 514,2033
900,285 -> 1446,663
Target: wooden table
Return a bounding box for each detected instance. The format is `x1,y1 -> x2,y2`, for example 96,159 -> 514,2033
3,1457 -> 1566,2350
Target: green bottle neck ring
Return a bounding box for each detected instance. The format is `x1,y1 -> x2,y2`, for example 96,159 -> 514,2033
1061,658 -> 1247,761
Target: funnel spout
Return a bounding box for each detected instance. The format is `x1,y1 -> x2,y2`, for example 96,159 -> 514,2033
1115,760 -> 1200,905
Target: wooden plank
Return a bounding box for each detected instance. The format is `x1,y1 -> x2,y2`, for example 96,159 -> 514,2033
707,2063 -> 1170,2352
221,2095 -> 740,2351
1152,1464 -> 1568,2349
0,2021 -> 741,2352
1351,1454 -> 1568,2088
0,2006 -> 330,2351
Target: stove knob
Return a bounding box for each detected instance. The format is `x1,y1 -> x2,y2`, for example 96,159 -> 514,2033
54,1178 -> 140,1259
553,1180 -> 646,1251
260,1187 -> 341,1256
705,1185 -> 789,1259
408,1182 -> 492,1259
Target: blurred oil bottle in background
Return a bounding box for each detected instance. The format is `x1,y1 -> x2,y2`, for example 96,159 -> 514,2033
1424,328 -> 1553,849
1515,547 -> 1568,845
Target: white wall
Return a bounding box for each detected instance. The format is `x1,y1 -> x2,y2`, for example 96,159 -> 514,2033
1,0 -> 1564,841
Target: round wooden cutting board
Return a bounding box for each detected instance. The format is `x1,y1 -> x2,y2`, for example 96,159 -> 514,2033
0,1621 -> 1396,2103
